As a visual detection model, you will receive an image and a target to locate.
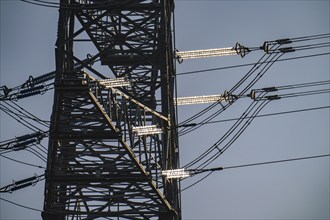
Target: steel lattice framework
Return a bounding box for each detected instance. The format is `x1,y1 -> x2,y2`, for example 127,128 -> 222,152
42,0 -> 180,219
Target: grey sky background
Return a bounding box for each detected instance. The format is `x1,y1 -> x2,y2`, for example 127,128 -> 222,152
0,0 -> 329,220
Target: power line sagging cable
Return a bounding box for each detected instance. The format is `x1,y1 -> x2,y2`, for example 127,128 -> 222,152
188,105 -> 330,126
0,154 -> 46,169
183,98 -> 271,169
177,51 -> 329,77
178,50 -> 284,136
181,80 -> 329,171
178,78 -> 330,136
0,198 -> 42,212
182,154 -> 330,192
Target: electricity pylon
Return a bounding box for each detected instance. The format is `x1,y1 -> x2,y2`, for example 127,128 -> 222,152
42,0 -> 180,219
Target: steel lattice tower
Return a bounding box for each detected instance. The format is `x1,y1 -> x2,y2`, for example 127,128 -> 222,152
42,0 -> 180,219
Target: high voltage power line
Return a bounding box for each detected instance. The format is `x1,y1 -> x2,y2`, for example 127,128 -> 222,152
181,154 -> 330,192
177,34 -> 329,136
178,80 -> 330,136
180,87 -> 329,169
177,79 -> 330,190
0,198 -> 42,212
1,153 -> 328,212
0,154 -> 46,169
182,105 -> 330,127
178,80 -> 330,127
177,52 -> 330,76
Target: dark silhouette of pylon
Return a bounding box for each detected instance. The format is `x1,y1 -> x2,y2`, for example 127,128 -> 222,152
42,1 -> 180,219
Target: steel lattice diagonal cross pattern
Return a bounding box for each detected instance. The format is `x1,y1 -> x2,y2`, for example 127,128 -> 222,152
42,0 -> 180,219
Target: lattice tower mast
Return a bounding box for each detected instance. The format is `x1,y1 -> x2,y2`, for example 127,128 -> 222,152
42,0 -> 180,219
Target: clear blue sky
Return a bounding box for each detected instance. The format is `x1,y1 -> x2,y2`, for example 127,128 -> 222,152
0,0 -> 329,219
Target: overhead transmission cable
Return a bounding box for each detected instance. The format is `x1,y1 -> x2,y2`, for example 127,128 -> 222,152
180,84 -> 329,190
177,34 -> 329,135
250,80 -> 330,100
178,43 -> 281,126
178,46 -> 284,136
177,52 -> 330,76
181,153 -> 330,192
25,149 -> 47,163
183,98 -> 272,170
0,147 -> 47,163
273,33 -> 330,43
177,81 -> 330,127
2,101 -> 50,127
0,101 -> 49,155
0,154 -> 46,169
0,101 -> 49,139
0,198 -> 42,212
0,104 -> 42,132
261,80 -> 329,91
176,33 -> 329,63
175,33 -> 329,63
192,105 -> 329,126
195,101 -> 270,170
183,80 -> 330,170
232,47 -> 284,95
182,93 -> 329,188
